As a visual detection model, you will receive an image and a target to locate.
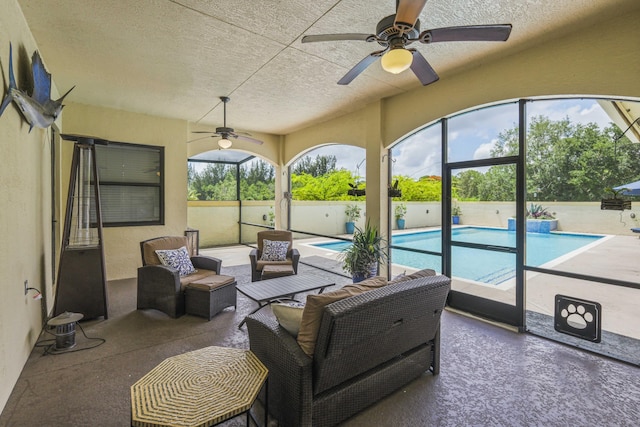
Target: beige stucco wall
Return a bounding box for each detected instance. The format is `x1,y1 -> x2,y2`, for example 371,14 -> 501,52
189,201 -> 640,239
382,5 -> 640,146
449,202 -> 640,236
61,103 -> 191,281
0,0 -> 58,412
285,7 -> 640,158
187,200 -> 279,247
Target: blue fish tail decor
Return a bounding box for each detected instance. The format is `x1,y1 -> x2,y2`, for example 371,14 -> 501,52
0,43 -> 75,131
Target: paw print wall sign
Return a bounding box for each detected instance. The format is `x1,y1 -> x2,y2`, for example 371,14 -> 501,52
554,295 -> 601,342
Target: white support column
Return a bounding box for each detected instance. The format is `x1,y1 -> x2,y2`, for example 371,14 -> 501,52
364,101 -> 390,277
274,135 -> 289,230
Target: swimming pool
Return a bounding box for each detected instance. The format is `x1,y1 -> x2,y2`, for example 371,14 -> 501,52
312,227 -> 605,285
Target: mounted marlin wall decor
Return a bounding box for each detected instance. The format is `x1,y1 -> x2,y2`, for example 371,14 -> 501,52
0,43 -> 74,131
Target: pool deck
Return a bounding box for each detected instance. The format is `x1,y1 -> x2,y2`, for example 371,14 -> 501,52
201,228 -> 639,341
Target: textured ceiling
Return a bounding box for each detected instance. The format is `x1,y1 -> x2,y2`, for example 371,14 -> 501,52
15,0 -> 627,136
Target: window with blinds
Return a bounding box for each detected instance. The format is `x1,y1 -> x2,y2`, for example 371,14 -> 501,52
93,142 -> 164,226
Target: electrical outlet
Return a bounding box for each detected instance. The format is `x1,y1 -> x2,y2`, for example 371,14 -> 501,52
24,280 -> 28,295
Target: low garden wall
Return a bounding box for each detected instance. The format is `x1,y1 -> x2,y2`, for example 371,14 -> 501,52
188,200 -> 640,247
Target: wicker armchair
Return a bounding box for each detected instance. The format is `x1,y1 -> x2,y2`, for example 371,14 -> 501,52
137,236 -> 223,317
249,230 -> 300,282
246,274 -> 451,427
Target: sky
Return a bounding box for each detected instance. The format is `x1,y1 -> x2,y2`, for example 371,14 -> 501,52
295,98 -> 619,179
197,98 -> 628,179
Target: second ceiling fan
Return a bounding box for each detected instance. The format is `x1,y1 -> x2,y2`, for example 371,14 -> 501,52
190,96 -> 263,149
302,0 -> 512,86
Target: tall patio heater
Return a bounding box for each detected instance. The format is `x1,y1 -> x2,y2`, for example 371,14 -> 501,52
53,135 -> 109,319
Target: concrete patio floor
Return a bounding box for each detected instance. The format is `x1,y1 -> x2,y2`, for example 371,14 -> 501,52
201,227 -> 639,364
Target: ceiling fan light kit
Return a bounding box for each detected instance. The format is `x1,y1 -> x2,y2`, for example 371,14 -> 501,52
189,96 -> 264,149
381,48 -> 413,74
302,0 -> 512,86
217,138 -> 232,149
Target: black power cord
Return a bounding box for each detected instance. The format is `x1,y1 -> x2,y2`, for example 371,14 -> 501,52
35,321 -> 106,356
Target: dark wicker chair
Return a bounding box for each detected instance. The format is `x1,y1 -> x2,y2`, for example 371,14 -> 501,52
249,230 -> 300,282
246,274 -> 451,427
137,236 -> 225,318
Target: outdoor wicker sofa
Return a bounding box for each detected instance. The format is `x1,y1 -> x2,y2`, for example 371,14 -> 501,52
246,271 -> 451,427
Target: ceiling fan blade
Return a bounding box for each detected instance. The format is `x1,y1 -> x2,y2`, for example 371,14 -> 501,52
394,0 -> 427,32
420,24 -> 512,43
410,50 -> 439,86
186,135 -> 218,144
233,134 -> 264,145
338,53 -> 380,85
191,131 -> 219,134
302,33 -> 374,43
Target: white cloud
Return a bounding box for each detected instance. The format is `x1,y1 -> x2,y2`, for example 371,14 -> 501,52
392,126 -> 442,178
292,98 -> 626,181
296,144 -> 365,173
527,99 -> 611,129
473,140 -> 497,160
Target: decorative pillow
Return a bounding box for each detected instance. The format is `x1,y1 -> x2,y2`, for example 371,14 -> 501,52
297,276 -> 387,356
272,302 -> 305,337
260,239 -> 289,261
155,246 -> 196,276
388,268 -> 437,285
391,271 -> 407,281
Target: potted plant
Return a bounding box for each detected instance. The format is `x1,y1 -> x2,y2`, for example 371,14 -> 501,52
344,204 -> 361,234
452,205 -> 462,225
601,188 -> 632,211
388,179 -> 402,198
525,203 -> 557,232
267,206 -> 276,227
347,182 -> 366,197
508,203 -> 558,233
394,203 -> 407,229
339,221 -> 388,283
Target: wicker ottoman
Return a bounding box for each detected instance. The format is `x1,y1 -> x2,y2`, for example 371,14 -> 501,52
185,275 -> 237,320
261,264 -> 295,280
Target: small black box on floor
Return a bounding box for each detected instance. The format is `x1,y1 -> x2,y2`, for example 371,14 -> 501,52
554,295 -> 601,343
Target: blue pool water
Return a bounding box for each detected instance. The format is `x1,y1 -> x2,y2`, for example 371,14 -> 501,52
313,227 -> 604,285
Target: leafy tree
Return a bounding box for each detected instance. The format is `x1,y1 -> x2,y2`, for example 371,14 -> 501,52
188,115 -> 640,203
291,154 -> 337,177
478,164 -> 516,201
456,170 -> 484,200
458,115 -> 640,202
243,160 -> 274,186
189,163 -> 235,200
394,175 -> 442,201
240,160 -> 275,200
524,116 -> 573,200
565,122 -> 639,200
241,179 -> 274,200
291,170 -> 357,200
187,188 -> 200,201
188,159 -> 275,201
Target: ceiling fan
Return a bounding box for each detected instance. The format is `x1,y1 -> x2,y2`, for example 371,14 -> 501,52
301,0 -> 512,86
190,96 -> 263,149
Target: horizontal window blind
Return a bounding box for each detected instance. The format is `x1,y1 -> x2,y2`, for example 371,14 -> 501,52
93,142 -> 164,226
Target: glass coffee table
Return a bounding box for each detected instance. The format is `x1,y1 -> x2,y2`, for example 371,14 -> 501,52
236,275 -> 335,328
